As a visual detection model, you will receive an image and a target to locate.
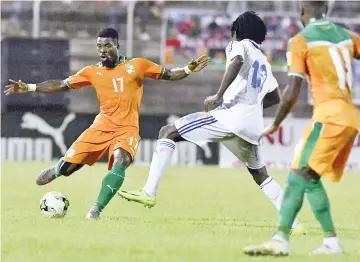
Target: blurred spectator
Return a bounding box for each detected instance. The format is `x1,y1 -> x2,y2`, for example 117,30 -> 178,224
206,17 -> 229,41
226,1 -> 246,22
135,1 -> 151,41
6,0 -> 23,36
0,0 -> 358,40
106,1 -> 126,34
55,28 -> 68,38
134,1 -> 164,41
96,0 -> 112,9
76,29 -> 91,39
6,15 -> 21,35
150,0 -> 164,19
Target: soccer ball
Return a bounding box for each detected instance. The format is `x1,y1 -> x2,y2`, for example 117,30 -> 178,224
40,191 -> 70,218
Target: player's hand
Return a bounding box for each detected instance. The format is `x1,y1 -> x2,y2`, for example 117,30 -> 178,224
204,94 -> 223,112
259,124 -> 279,140
188,54 -> 210,72
4,79 -> 29,96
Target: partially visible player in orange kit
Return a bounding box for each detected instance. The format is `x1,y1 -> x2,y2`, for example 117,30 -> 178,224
4,28 -> 209,220
243,1 -> 360,256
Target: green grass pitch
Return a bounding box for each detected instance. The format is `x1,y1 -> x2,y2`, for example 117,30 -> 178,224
2,162 -> 360,262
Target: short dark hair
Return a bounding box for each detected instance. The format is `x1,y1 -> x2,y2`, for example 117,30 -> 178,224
309,1 -> 328,9
231,11 -> 267,44
303,1 -> 328,13
97,27 -> 119,41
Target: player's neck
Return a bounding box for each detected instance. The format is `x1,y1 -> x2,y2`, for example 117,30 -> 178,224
307,14 -> 327,26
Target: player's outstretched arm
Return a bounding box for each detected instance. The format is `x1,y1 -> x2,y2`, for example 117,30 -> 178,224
272,76 -> 302,126
4,79 -> 69,96
204,55 -> 243,112
161,54 -> 209,81
261,76 -> 303,137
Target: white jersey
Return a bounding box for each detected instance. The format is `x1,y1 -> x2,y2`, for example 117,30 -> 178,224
210,39 -> 278,145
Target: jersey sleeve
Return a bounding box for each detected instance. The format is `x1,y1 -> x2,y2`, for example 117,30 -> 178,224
64,66 -> 92,89
286,35 -> 308,79
226,41 -> 245,62
348,30 -> 360,59
266,73 -> 279,93
138,58 -> 166,80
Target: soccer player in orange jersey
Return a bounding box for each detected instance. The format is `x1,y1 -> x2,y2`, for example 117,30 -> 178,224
244,1 -> 360,256
4,28 -> 209,220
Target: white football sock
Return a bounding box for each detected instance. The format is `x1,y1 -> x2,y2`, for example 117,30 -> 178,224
323,236 -> 340,247
272,234 -> 288,243
260,176 -> 300,229
143,138 -> 175,197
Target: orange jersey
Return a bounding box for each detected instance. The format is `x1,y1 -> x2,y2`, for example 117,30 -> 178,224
287,18 -> 360,130
65,56 -> 165,131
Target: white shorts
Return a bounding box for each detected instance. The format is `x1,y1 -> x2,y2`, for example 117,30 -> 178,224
174,112 -> 264,169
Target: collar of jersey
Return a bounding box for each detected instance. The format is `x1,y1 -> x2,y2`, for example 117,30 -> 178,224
243,39 -> 260,50
308,17 -> 330,26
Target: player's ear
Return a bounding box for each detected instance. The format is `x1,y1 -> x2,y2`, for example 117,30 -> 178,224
324,5 -> 328,15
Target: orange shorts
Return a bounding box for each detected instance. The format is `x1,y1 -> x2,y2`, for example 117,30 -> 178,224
291,121 -> 358,182
63,127 -> 140,170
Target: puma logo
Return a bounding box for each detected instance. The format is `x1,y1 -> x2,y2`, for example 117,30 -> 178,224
21,112 -> 76,155
96,72 -> 103,76
107,185 -> 116,193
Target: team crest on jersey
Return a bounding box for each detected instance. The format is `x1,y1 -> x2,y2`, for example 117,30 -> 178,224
125,64 -> 135,74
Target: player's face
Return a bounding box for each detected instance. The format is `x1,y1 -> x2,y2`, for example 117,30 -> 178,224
96,37 -> 118,66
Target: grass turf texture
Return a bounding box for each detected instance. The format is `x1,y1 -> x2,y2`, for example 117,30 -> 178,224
2,163 -> 360,262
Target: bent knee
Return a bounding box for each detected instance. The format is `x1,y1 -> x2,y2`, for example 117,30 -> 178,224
158,124 -> 178,139
113,149 -> 132,168
115,155 -> 132,167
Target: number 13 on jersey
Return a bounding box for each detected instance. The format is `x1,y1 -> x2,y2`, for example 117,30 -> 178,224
112,77 -> 124,92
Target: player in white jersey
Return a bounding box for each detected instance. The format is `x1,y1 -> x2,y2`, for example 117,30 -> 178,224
118,12 -> 303,233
